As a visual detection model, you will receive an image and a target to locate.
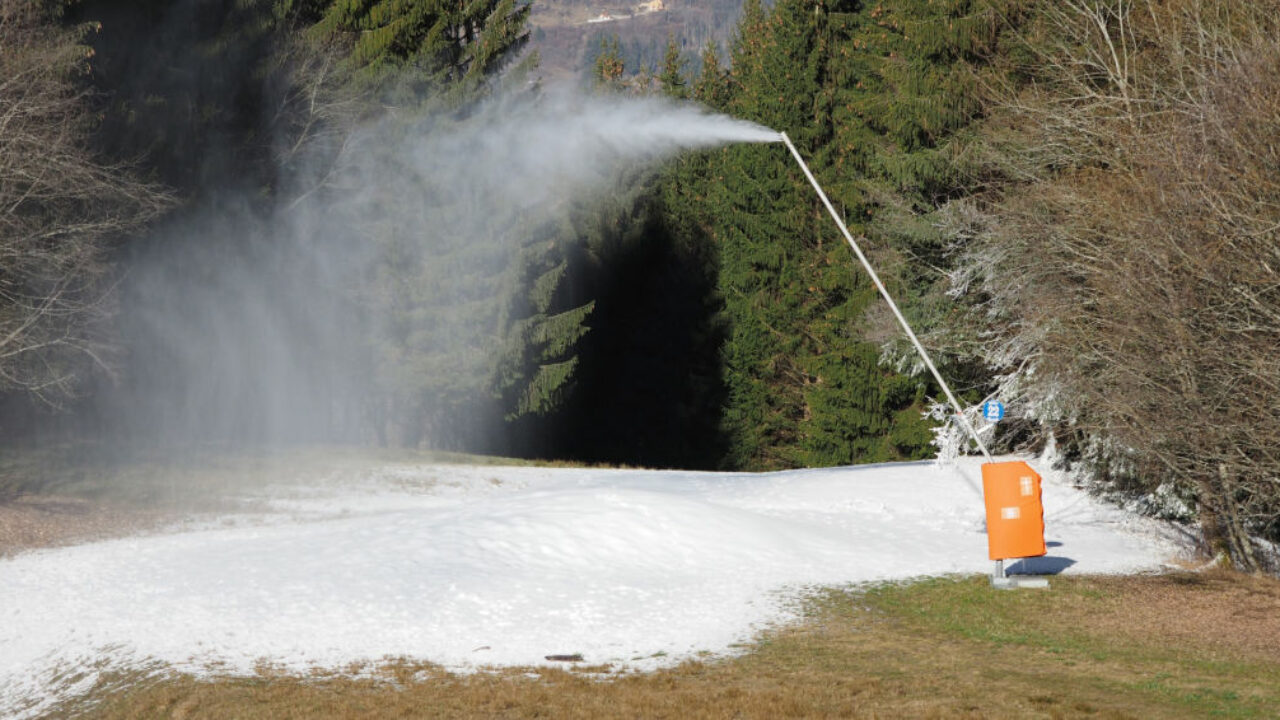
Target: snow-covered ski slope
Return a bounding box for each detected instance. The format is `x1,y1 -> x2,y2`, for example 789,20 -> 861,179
1,456 -> 1192,717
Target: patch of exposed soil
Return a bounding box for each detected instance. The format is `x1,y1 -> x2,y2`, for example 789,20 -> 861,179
0,496 -> 184,558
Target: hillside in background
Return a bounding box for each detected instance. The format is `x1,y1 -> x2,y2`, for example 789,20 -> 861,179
528,0 -> 746,82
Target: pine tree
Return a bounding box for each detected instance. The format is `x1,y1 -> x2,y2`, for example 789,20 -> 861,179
592,35 -> 625,89
691,41 -> 729,107
658,0 -> 1001,469
299,0 -> 580,449
658,34 -> 687,99
65,0 -> 300,193
311,0 -> 530,98
491,223 -> 596,421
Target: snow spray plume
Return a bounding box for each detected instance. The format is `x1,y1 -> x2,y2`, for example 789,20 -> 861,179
102,87 -> 776,453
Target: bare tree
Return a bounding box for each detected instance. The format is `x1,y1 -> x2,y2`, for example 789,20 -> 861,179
944,0 -> 1280,571
0,2 -> 169,407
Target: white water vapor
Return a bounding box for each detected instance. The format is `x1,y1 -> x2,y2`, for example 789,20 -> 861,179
506,88 -> 782,153
365,88 -> 781,213
106,87 -> 779,450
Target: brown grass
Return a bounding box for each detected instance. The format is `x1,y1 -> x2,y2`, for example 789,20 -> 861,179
0,445 -> 622,557
0,495 -> 181,558
54,572 -> 1280,720
1071,571 -> 1280,664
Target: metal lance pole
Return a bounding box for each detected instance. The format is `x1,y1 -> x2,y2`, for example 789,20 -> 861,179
778,131 -> 993,461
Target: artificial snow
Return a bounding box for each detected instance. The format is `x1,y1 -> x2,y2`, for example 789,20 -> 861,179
0,456 -> 1192,717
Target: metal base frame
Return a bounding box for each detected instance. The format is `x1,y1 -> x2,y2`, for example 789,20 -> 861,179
990,559 -> 1050,590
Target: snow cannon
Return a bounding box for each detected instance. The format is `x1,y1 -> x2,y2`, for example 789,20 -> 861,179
982,460 -> 1048,589
779,132 -> 1050,590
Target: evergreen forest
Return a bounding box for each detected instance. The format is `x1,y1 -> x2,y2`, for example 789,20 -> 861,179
2,0 -> 1279,571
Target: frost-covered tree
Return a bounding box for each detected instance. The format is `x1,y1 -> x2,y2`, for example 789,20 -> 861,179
941,0 -> 1280,571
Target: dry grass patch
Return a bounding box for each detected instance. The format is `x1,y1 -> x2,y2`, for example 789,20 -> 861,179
52,572 -> 1280,719
0,495 -> 180,558
0,444 -> 617,557
1067,571 -> 1280,664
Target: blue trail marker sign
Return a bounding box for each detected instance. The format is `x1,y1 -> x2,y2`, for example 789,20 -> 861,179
983,400 -> 1005,422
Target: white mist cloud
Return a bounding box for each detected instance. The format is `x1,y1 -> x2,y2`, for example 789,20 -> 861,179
111,87 -> 779,449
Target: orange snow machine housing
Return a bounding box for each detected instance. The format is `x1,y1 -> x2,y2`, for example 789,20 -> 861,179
982,461 -> 1047,561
